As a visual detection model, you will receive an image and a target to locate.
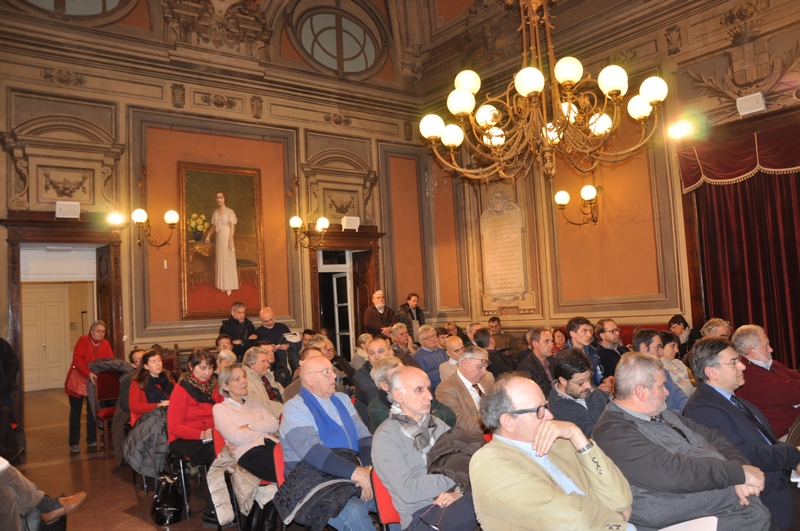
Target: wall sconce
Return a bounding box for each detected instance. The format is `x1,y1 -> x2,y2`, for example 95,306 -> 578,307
554,185 -> 600,227
131,208 -> 180,248
289,215 -> 329,249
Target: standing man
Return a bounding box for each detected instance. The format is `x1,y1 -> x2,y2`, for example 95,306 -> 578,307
548,349 -> 610,437
488,316 -> 516,355
565,317 -> 610,392
685,337 -> 800,531
436,346 -> 496,433
470,375 -> 633,531
632,328 -> 688,411
397,292 -> 425,341
353,337 -> 392,424
363,290 -> 398,336
219,302 -> 257,361
254,307 -> 292,368
593,318 -> 628,379
413,325 -> 448,390
516,327 -> 554,396
439,335 -> 464,382
390,323 -> 419,368
279,356 -> 375,531
733,324 -> 800,439
593,352 -> 772,531
372,366 -> 478,531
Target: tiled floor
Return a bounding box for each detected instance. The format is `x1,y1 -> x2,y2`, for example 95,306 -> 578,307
17,389 -> 213,530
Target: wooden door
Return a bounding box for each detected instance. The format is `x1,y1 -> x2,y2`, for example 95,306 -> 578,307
352,250 -> 374,337
21,284 -> 71,391
95,244 -> 123,356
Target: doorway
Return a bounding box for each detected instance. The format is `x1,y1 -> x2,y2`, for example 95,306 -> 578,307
318,251 -> 355,360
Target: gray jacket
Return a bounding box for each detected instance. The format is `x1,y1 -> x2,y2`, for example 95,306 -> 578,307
548,386 -> 609,438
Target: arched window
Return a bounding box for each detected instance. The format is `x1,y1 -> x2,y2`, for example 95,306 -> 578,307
299,10 -> 377,74
10,0 -> 137,24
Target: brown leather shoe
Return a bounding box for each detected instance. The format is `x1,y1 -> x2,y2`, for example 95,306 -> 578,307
41,492 -> 87,523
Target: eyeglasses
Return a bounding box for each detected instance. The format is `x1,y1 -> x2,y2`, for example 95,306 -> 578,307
420,336 -> 437,342
509,401 -> 550,419
569,376 -> 592,387
713,358 -> 740,368
308,368 -> 336,377
94,329 -> 106,334
470,358 -> 490,368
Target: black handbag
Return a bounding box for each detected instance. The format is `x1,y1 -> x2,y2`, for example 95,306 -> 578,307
243,500 -> 280,531
150,471 -> 184,525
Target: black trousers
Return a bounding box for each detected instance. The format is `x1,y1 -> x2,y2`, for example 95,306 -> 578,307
68,395 -> 95,446
406,492 -> 477,531
236,439 -> 277,483
169,439 -> 216,465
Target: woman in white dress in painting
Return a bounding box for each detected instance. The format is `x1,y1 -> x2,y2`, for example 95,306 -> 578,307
205,191 -> 239,295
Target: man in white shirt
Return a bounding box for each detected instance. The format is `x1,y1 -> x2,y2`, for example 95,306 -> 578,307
435,346 -> 495,432
439,335 -> 464,382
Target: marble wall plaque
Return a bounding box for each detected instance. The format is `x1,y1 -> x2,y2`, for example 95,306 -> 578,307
480,191 -> 527,299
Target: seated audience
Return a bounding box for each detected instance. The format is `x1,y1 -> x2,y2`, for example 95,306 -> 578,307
632,328 -> 688,411
549,348 -> 610,438
364,289 -> 398,336
112,348 -> 143,466
254,306 -> 292,368
445,321 -> 469,344
283,347 -> 324,402
733,324 -> 800,439
464,322 -> 482,348
413,325 -> 448,390
565,317 -> 610,392
684,337 -> 800,531
657,330 -> 695,397
352,333 -> 372,371
212,364 -> 279,482
436,327 -> 449,349
397,292 -> 425,339
516,327 -> 554,395
215,334 -> 233,354
218,301 -> 257,361
593,318 -> 628,379
390,323 -> 419,367
474,327 -> 514,379
667,314 -> 702,360
439,335 -> 464,382
470,375 -> 633,531
551,327 -> 567,354
436,346 -> 495,433
308,335 -> 354,387
241,346 -> 284,419
214,349 -> 236,373
129,350 -> 174,426
701,317 -> 733,339
278,356 -> 375,531
254,340 -> 292,388
488,316 -> 516,354
372,366 -> 479,531
368,356 -> 455,433
593,351 -> 772,531
167,349 -> 219,522
0,456 -> 87,530
353,336 -> 392,424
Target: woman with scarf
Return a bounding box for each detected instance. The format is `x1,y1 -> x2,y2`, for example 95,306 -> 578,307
129,350 -> 174,426
213,363 -> 280,482
64,320 -> 114,454
167,349 -> 220,523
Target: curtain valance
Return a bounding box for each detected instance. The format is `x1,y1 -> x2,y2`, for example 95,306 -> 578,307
677,121 -> 800,193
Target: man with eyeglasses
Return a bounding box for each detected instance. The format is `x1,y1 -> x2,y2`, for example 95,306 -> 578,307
279,355 -> 376,531
632,328 -> 688,412
593,351 -> 772,531
733,324 -> 800,440
436,346 -> 496,433
684,337 -> 800,531
413,325 -> 448,390
548,348 -> 610,438
594,318 -> 629,380
470,375 -> 633,531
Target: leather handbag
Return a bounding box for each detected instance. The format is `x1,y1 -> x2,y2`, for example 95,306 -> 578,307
150,471 -> 184,525
64,367 -> 88,397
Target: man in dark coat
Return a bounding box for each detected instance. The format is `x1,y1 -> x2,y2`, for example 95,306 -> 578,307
363,290 -> 398,336
684,337 -> 800,531
352,337 -> 392,425
218,301 -> 257,361
516,327 -> 554,396
548,348 -> 610,437
593,318 -> 629,379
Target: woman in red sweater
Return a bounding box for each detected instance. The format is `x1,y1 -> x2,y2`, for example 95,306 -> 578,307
129,350 -> 173,426
65,320 -> 114,454
167,349 -> 219,522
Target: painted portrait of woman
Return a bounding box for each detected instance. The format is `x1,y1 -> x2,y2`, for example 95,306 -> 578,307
205,191 -> 239,295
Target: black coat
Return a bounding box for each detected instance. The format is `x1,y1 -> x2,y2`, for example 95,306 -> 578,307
0,339 -> 20,395
595,343 -> 630,378
427,426 -> 487,493
486,349 -> 514,379
397,303 -> 425,328
219,316 -> 256,360
516,349 -> 553,396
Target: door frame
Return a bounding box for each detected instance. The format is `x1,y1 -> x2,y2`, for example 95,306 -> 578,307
308,224 -> 384,335
0,210 -> 125,426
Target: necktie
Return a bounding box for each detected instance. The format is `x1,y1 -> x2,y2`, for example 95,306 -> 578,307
472,384 -> 484,398
730,395 -> 775,444
651,415 -> 689,441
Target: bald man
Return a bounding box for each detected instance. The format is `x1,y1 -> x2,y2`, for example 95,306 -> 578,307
282,347 -> 323,402
439,336 -> 465,382
255,307 -> 292,368
278,356 -> 376,531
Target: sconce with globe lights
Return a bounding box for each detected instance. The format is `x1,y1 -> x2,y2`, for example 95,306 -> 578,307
418,0 -> 668,215
124,208 -> 180,248
289,215 -> 329,250
554,184 -> 601,227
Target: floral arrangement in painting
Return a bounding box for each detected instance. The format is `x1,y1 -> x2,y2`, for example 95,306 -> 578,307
187,213 -> 210,241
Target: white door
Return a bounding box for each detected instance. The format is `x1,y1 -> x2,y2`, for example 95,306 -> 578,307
22,284 -> 71,391
331,272 -> 355,359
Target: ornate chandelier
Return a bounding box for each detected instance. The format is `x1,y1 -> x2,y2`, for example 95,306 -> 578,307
419,0 -> 668,193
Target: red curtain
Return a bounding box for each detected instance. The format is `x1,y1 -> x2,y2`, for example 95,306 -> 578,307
695,171 -> 800,369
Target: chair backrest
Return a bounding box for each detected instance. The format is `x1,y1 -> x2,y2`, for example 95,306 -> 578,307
371,469 -> 401,525
95,371 -> 123,402
213,427 -> 226,457
483,433 -> 493,443
274,442 -> 286,486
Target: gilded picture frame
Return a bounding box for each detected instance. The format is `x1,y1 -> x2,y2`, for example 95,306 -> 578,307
178,162 -> 265,319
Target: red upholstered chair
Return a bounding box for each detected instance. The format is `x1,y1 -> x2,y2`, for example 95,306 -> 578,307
94,371 -> 122,456
371,468 -> 401,530
274,442 -> 286,486
483,433 -> 492,443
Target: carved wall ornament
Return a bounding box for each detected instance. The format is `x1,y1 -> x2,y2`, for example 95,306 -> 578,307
172,83 -> 186,108
328,193 -> 356,215
459,12 -> 521,70
467,0 -> 505,24
250,95 -> 263,119
162,0 -> 271,62
43,170 -> 89,198
302,149 -> 377,225
665,25 -> 683,56
601,49 -> 637,68
202,93 -> 237,109
41,68 -> 86,87
720,0 -> 768,45
401,61 -> 424,83
403,121 -> 413,142
323,113 -> 352,127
